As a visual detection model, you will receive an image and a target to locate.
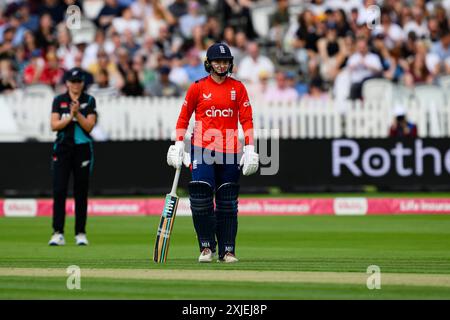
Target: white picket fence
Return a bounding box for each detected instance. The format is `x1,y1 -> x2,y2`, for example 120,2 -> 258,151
1,93 -> 450,141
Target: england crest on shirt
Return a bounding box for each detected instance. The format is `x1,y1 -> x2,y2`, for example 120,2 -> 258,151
230,88 -> 236,101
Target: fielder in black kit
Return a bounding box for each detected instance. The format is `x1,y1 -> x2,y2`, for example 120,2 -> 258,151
48,68 -> 97,246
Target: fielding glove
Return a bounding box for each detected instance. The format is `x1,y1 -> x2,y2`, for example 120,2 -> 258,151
240,145 -> 259,176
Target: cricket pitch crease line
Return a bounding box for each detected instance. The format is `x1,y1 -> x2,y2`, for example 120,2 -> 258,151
0,268 -> 450,287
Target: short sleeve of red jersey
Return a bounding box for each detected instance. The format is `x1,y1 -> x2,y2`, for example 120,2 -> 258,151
175,82 -> 198,141
237,82 -> 254,146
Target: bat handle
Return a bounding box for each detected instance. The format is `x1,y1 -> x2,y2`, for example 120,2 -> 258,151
169,167 -> 181,197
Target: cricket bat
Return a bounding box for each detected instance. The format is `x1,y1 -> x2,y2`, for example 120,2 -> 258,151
153,167 -> 181,263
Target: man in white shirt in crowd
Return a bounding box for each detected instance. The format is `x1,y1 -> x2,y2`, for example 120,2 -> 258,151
347,36 -> 383,100
237,41 -> 275,84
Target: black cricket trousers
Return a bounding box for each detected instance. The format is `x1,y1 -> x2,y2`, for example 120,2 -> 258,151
52,142 -> 93,235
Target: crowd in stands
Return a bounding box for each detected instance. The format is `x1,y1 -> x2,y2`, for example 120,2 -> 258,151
0,0 -> 449,102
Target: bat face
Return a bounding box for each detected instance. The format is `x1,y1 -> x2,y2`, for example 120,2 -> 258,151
154,194 -> 179,263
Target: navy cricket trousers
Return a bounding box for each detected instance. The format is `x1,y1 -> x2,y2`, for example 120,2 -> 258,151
190,145 -> 240,189
51,142 -> 93,235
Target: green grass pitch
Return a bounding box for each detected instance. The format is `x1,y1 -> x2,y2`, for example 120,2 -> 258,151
0,215 -> 450,299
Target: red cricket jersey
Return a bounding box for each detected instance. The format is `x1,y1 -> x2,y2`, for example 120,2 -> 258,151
175,75 -> 254,153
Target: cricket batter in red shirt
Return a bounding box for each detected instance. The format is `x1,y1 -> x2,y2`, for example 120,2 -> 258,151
167,43 -> 259,263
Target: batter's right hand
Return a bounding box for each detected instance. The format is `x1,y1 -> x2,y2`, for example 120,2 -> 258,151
167,141 -> 185,169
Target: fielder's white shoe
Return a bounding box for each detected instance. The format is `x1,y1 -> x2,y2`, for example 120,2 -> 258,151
48,233 -> 65,246
221,252 -> 239,263
75,233 -> 89,246
198,248 -> 216,263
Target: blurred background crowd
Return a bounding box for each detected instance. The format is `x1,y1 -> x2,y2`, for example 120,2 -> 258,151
0,0 -> 449,103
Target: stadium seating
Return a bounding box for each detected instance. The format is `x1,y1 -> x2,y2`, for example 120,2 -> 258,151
0,97 -> 25,142
392,84 -> 414,106
250,1 -> 304,38
22,84 -> 55,98
439,75 -> 450,102
1,0 -> 449,143
362,78 -> 394,102
414,85 -> 448,137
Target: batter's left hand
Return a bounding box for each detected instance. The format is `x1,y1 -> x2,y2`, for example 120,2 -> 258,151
240,145 -> 259,176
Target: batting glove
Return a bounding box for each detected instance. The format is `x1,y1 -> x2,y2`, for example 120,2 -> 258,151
240,145 -> 259,176
167,141 -> 185,169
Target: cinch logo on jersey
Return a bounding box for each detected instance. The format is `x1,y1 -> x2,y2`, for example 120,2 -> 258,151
206,106 -> 234,118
